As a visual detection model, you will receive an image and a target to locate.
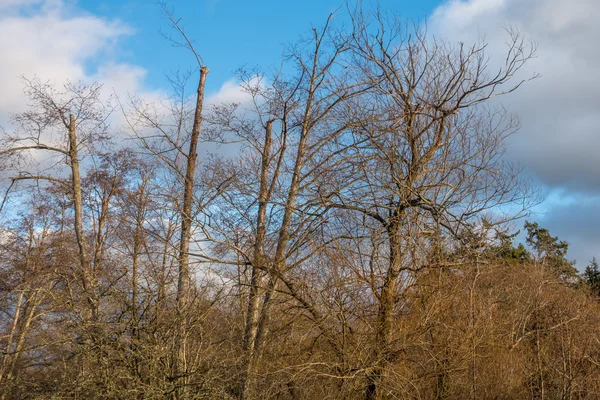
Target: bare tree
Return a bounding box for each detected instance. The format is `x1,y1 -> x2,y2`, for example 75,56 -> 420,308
0,78 -> 111,324
202,14 -> 373,398
0,198 -> 59,397
311,8 -> 538,399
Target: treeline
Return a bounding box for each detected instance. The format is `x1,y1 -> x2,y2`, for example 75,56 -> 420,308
1,6 -> 599,400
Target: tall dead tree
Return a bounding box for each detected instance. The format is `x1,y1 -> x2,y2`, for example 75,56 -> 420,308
119,6 -> 209,396
174,63 -> 208,397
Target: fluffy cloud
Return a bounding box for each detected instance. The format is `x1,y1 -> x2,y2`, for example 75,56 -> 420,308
0,0 -> 252,133
0,0 -> 42,9
0,0 -> 144,121
429,0 -> 600,264
206,79 -> 253,106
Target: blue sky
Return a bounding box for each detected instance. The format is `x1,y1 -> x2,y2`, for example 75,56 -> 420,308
74,0 -> 441,92
0,0 -> 598,267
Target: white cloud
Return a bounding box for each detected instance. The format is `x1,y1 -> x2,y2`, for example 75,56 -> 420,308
0,0 -> 140,122
0,0 -> 162,198
0,0 -> 42,9
206,79 -> 253,106
0,0 -> 260,149
431,0 -> 507,29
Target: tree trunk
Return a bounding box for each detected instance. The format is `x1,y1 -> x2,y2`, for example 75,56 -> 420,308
366,223 -> 402,400
0,288 -> 45,400
241,121 -> 273,398
174,65 -> 208,399
130,188 -> 146,382
68,114 -> 96,323
0,291 -> 24,389
244,120 -> 273,353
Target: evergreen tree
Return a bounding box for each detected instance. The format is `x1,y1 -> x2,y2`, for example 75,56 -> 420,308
524,221 -> 577,278
584,258 -> 600,296
492,228 -> 531,264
